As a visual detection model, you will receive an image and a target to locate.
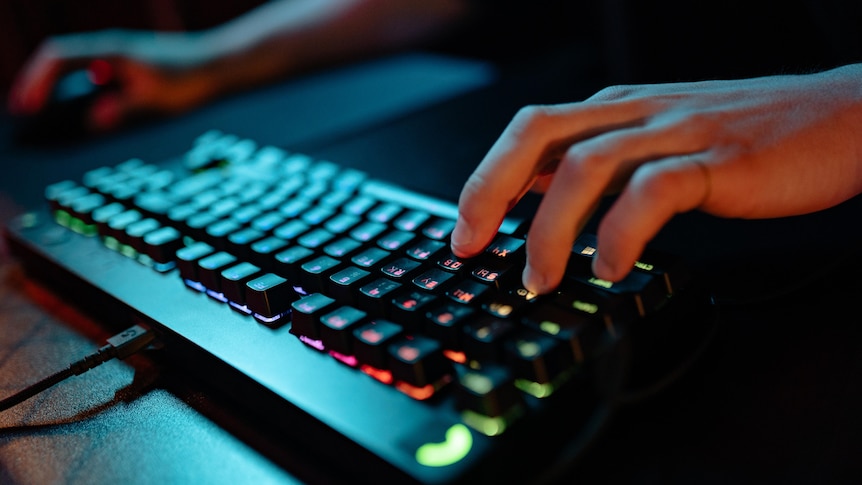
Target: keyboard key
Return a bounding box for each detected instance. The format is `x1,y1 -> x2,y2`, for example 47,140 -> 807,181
290,293 -> 337,339
142,226 -> 183,265
319,305 -> 368,355
462,317 -> 517,363
390,291 -> 437,332
176,242 -> 215,282
328,266 -> 371,303
246,273 -> 296,322
388,335 -> 452,388
352,319 -> 403,369
299,255 -> 341,293
220,262 -> 261,305
503,329 -> 573,385
454,363 -> 523,421
485,235 -> 525,262
425,303 -> 475,350
357,278 -> 402,316
197,251 -> 239,292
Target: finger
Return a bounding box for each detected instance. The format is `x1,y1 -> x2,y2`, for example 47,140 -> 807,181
9,48 -> 67,114
522,120 -> 712,294
452,100 -> 657,258
593,154 -> 712,281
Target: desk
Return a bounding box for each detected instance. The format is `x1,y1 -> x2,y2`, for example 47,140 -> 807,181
2,51 -> 862,484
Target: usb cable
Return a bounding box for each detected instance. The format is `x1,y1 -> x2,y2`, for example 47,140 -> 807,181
0,324 -> 156,412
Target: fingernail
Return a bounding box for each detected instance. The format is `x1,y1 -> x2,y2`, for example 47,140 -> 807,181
592,255 -> 616,281
450,218 -> 473,252
523,264 -> 548,295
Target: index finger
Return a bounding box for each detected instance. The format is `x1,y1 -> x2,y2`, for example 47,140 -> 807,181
451,100 -> 653,258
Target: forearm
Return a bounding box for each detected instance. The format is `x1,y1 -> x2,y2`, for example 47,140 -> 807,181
192,0 -> 470,98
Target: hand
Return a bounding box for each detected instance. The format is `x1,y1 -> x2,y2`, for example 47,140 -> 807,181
451,63 -> 862,294
7,30 -> 215,132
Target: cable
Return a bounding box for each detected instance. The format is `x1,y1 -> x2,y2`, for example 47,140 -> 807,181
0,324 -> 156,412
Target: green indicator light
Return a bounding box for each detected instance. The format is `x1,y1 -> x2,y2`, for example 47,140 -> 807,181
539,321 -> 560,335
515,379 -> 555,399
104,236 -> 120,251
120,245 -> 138,259
69,218 -> 88,235
54,210 -> 71,228
461,410 -> 508,437
588,277 -> 613,289
415,424 -> 473,467
572,300 -> 598,314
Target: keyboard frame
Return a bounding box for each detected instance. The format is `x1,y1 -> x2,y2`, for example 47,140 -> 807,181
3,137 -> 717,485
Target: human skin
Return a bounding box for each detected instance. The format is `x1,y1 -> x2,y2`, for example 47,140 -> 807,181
451,63 -> 862,294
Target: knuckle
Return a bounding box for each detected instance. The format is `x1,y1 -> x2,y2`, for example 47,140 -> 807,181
628,162 -> 683,199
509,104 -> 556,135
590,84 -> 636,101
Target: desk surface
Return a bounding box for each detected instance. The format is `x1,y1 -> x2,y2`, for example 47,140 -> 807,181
2,51 -> 862,484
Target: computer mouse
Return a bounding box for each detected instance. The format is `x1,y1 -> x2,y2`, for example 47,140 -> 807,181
11,61 -> 116,145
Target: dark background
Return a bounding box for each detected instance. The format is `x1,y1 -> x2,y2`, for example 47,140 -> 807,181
2,1 -> 862,483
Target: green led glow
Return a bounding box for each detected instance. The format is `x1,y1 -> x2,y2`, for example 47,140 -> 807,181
104,236 -> 120,251
515,379 -> 555,398
461,410 -> 508,437
539,321 -> 560,335
69,218 -> 95,236
415,424 -> 473,467
138,254 -> 154,267
588,277 -> 613,289
54,210 -> 71,228
120,244 -> 138,259
572,300 -> 598,314
461,372 -> 493,395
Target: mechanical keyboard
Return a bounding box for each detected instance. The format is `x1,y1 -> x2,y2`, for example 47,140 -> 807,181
4,130 -> 717,484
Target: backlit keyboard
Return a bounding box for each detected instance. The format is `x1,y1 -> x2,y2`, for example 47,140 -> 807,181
4,130 -> 715,484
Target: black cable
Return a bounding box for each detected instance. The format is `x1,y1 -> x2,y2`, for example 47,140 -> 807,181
0,324 -> 156,412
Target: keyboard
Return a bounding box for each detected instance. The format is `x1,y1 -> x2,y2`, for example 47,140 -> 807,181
4,130 -> 716,484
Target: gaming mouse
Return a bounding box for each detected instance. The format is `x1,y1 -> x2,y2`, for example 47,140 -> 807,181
11,61 -> 116,145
